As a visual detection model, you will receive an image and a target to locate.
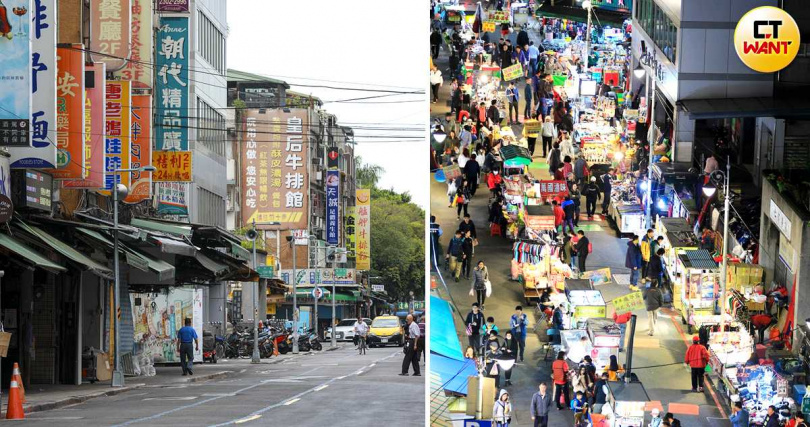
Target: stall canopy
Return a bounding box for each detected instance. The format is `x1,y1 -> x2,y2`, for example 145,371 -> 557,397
430,352 -> 478,395
500,145 -> 533,167
14,219 -> 113,279
75,228 -> 175,281
430,295 -> 464,360
681,97 -> 810,120
0,233 -> 66,273
535,2 -> 629,26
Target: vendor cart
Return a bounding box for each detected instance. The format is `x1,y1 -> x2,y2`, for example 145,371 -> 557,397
587,317 -> 622,369
606,380 -> 651,427
674,250 -> 720,329
568,290 -> 607,328
650,162 -> 700,220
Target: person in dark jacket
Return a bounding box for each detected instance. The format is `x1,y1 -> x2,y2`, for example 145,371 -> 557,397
584,176 -> 600,219
500,43 -> 513,69
431,29 -> 442,59
591,372 -> 609,414
600,168 -> 614,215
644,283 -> 663,336
489,199 -> 507,236
647,248 -> 665,287
451,85 -> 462,116
487,99 -> 500,128
501,330 -> 519,385
523,78 -> 534,120
531,383 -> 553,427
461,230 -> 474,279
517,29 -> 529,50
763,406 -> 779,427
446,230 -> 465,281
625,236 -> 643,290
464,154 -> 481,196
548,143 -> 562,177
561,196 -> 576,235
570,184 -> 582,226
574,230 -> 589,274
459,214 -> 478,239
465,303 -> 485,354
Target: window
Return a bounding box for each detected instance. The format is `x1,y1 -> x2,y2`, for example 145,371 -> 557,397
197,186 -> 225,227
197,11 -> 225,74
635,0 -> 677,64
197,98 -> 225,156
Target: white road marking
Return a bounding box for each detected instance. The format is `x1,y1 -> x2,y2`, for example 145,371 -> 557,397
300,363 -> 338,366
234,415 -> 261,424
261,379 -> 302,383
143,396 -> 197,401
202,393 -> 237,397
313,385 -> 328,391
239,369 -> 247,373
283,398 -> 300,406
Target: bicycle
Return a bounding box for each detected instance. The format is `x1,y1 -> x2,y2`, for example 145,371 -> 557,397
358,335 -> 368,355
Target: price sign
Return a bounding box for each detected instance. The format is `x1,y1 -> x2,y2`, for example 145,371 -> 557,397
611,291 -> 645,313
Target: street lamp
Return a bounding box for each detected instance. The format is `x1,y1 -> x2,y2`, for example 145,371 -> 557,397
633,64 -> 646,78
111,165 -> 155,387
432,129 -> 447,145
308,234 -> 321,341
708,161 -> 731,315
582,0 -> 593,74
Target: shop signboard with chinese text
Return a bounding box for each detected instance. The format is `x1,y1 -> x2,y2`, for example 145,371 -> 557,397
113,0 -> 152,89
241,108 -> 309,230
64,63 -> 106,188
443,164 -> 461,181
123,93 -> 152,203
502,63 -> 523,81
482,21 -> 495,33
769,199 -> 791,240
524,119 -> 542,133
0,0 -> 32,149
155,16 -> 189,150
45,44 -> 85,178
326,169 -> 340,246
280,269 -> 357,286
0,154 -> 9,196
345,206 -> 356,262
90,0 -> 130,71
489,10 -> 508,23
356,189 -> 371,270
100,80 -> 131,193
152,150 -> 192,181
156,0 -> 188,12
611,291 -> 645,313
10,0 -> 56,168
535,180 -> 568,199
157,182 -> 188,215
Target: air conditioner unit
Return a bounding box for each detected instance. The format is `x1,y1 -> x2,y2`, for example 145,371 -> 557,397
326,247 -> 347,264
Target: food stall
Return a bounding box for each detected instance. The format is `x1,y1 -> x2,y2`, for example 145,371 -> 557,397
587,317 -> 622,369
718,364 -> 793,426
655,217 -> 700,282
606,381 -> 650,427
672,250 -> 721,327
608,175 -> 645,236
568,290 -> 607,327
707,323 -> 754,376
650,162 -> 701,222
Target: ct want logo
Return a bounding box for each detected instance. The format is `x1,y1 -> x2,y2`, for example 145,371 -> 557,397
734,6 -> 800,73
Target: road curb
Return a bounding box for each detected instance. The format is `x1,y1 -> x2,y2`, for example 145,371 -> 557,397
19,370 -> 236,414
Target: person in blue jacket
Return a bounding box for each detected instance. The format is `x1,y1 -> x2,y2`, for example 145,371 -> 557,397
625,235 -> 643,291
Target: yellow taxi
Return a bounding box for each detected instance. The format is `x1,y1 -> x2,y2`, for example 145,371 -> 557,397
366,315 -> 404,347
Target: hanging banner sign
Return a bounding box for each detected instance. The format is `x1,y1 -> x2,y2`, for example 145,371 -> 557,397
489,11 -> 509,23
482,21 -> 496,33
10,0 -> 57,168
100,80 -> 131,193
152,150 -> 192,181
46,44 -> 85,178
356,189 -> 371,270
64,62 -> 106,189
345,206 -> 356,261
123,93 -> 152,203
90,0 -> 130,71
502,63 -> 524,81
326,169 -> 340,246
611,291 -> 645,313
157,182 -> 189,215
155,16 -> 189,150
0,0 -> 32,149
535,180 -> 569,199
114,0 -> 152,89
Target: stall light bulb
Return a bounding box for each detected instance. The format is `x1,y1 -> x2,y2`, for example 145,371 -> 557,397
614,152 -> 624,162
640,181 -> 648,191
657,199 -> 667,211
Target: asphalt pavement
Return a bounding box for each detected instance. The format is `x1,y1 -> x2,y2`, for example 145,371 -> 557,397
17,346 -> 424,426
430,17 -> 730,427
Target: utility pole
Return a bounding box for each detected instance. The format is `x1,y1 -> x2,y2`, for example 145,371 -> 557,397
330,246 -> 337,349
291,232 -> 299,354
249,220 -> 260,364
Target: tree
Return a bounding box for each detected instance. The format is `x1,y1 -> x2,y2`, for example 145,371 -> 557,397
355,156 -> 385,189
368,187 -> 425,304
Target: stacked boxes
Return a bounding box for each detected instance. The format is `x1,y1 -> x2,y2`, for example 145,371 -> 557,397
727,263 -> 765,291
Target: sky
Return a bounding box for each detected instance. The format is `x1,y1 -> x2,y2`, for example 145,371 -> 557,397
227,1 -> 428,207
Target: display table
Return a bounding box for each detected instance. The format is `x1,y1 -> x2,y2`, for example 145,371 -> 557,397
611,202 -> 645,235
569,290 -> 606,327
606,381 -> 650,427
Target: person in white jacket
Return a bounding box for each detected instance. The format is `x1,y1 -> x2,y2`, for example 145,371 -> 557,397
430,67 -> 443,103
492,389 -> 513,427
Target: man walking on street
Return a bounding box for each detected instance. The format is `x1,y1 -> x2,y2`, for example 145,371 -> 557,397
685,335 -> 709,392
399,314 -> 421,376
466,303 -> 485,355
459,214 -> 478,240
177,318 -> 199,376
640,228 -> 654,281
506,81 -> 520,125
446,230 -> 465,282
510,305 -> 528,362
644,283 -> 663,336
625,235 -> 642,291
531,382 -> 553,427
601,168 -> 614,216
524,78 -> 533,120
429,215 -> 443,266
574,230 -> 590,275
584,176 -> 600,219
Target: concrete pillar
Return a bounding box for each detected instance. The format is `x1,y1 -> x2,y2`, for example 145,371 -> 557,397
673,106 -> 695,164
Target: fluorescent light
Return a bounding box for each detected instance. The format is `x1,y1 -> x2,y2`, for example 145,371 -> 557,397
703,186 -> 717,198
634,64 -> 645,78
583,0 -> 592,9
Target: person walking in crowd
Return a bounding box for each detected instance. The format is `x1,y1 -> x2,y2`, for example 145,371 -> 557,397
430,27 -> 442,59
399,314 -> 421,376
524,78 -> 534,121
561,196 -> 576,235
572,366 -> 592,399
429,215 -> 442,264
570,390 -> 587,413
459,214 -> 478,240
763,406 -> 779,427
552,303 -> 566,332
455,178 -> 472,219
730,401 -> 750,427
552,200 -> 565,233
177,318 -> 199,376
574,155 -> 588,189
644,282 -> 663,336
461,230 -> 475,279
792,412 -> 808,427
501,330 -> 518,386
574,230 -> 590,274
506,81 -> 519,125
601,168 -> 614,216
561,156 -> 574,180
685,335 -> 709,392
530,383 -> 553,427
466,303 -> 485,354
551,351 -> 571,410
471,260 -> 489,309
640,228 -> 654,281
483,316 -> 499,337
541,116 -> 556,157
548,143 -> 562,178
647,247 -> 665,288
664,412 -> 682,427
649,408 -> 663,427
625,235 -> 642,291
430,66 -> 443,103
492,389 -> 513,427
591,372 -> 609,414
523,112 -> 540,156
446,230 -> 465,281
584,176 -> 600,219
510,305 -> 528,362
464,154 -> 481,196
488,99 -> 501,128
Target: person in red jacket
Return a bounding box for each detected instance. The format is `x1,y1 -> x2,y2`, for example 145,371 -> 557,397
685,336 -> 709,392
487,170 -> 503,194
613,311 -> 631,352
553,200 -> 565,233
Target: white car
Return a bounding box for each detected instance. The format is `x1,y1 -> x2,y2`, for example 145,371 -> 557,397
325,318 -> 371,341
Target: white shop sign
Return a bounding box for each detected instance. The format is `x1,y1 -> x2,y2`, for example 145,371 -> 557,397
770,199 -> 792,240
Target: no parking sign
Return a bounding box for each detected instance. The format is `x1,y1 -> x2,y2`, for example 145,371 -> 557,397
312,288 -> 323,300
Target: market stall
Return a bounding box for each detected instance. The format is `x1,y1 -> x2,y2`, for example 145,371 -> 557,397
587,317 -> 622,369
672,250 -> 721,327
655,217 -> 700,285
719,364 -> 794,426
706,323 -> 754,376
568,290 -> 607,327
607,174 -> 645,236
650,163 -> 701,222
606,381 -> 650,427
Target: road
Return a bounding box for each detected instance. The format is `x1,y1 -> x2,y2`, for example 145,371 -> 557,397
430,17 -> 729,427
20,346 -> 424,427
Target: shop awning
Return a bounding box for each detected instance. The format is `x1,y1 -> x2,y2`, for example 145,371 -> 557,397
15,220 -> 113,279
130,218 -> 192,238
680,97 -> 810,120
500,145 -> 533,167
76,228 -> 175,281
146,235 -> 197,257
430,353 -> 478,395
535,2 -> 629,26
430,295 -> 464,360
194,252 -> 229,277
0,233 -> 66,273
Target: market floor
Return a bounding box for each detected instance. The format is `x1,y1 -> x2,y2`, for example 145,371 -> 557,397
429,19 -> 730,427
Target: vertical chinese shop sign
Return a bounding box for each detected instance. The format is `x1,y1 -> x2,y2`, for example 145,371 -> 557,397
345,206 -> 356,262
326,169 -> 340,246
101,81 -> 131,192
155,16 -> 188,151
0,0 -> 32,149
64,62 -> 106,189
123,93 -> 151,203
355,189 -> 371,270
90,0 -> 130,71
10,0 -> 57,168
113,0 -> 152,89
241,109 -> 308,230
46,44 -> 85,179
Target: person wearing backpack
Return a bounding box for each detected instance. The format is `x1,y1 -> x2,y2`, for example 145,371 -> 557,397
446,230 -> 465,282
574,230 -> 590,274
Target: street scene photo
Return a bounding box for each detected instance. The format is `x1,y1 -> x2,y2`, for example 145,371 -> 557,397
429,1 -> 809,427
0,0 -> 426,425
